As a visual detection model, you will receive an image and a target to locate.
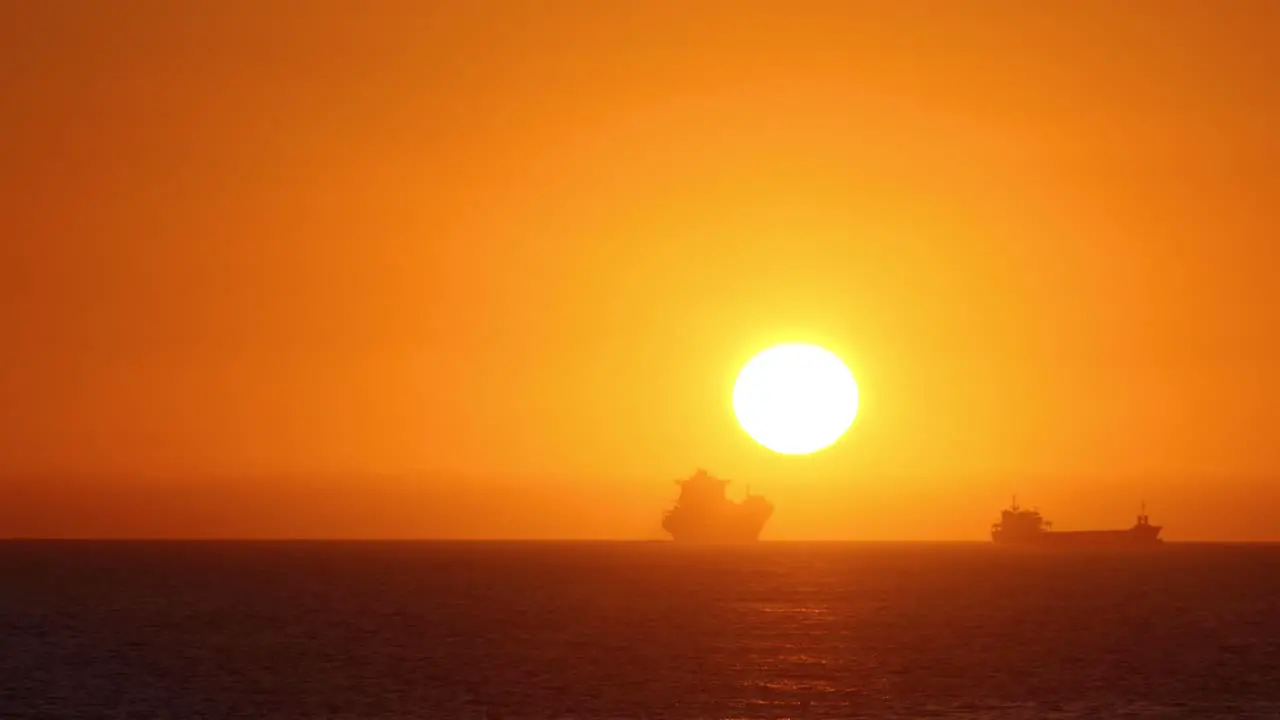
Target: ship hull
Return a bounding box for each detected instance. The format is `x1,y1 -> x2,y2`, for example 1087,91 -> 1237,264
665,526 -> 767,542
992,527 -> 1163,547
662,508 -> 771,542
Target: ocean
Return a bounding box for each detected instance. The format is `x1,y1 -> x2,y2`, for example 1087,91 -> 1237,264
1,541 -> 1277,719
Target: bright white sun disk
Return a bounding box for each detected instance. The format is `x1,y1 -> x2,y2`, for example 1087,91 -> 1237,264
732,343 -> 860,455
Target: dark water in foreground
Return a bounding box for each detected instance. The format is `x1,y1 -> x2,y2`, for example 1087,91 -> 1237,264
2,542 -> 1279,719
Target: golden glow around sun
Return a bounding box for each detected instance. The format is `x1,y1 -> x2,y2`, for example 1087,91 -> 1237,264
732,343 -> 860,455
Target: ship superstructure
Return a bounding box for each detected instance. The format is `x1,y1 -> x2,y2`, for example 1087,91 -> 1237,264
991,497 -> 1163,547
662,469 -> 773,542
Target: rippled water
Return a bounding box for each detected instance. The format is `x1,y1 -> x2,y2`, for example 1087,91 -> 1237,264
2,541 -> 1278,719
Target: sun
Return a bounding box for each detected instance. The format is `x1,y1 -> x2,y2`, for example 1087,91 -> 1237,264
732,343 -> 860,455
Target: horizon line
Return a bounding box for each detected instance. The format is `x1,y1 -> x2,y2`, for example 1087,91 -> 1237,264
3,537 -> 1276,545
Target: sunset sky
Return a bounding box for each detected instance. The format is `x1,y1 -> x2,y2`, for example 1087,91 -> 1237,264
2,1 -> 1277,540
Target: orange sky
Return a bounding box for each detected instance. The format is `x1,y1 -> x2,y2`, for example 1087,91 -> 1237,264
2,1 -> 1278,540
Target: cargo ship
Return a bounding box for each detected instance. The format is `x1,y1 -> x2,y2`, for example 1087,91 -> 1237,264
991,497 -> 1163,547
662,469 -> 773,542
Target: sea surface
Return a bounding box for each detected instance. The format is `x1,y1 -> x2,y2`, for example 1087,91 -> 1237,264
2,541 -> 1278,720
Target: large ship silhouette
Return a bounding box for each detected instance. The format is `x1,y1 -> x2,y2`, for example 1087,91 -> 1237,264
991,497 -> 1164,547
662,469 -> 773,541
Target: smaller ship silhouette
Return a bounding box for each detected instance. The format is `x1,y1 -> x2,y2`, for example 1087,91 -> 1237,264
662,469 -> 773,542
991,497 -> 1163,547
